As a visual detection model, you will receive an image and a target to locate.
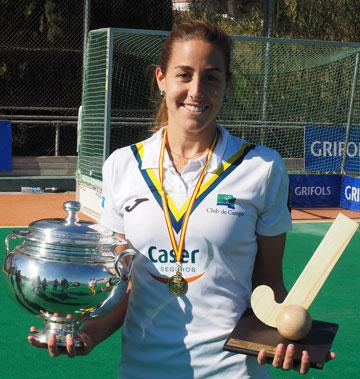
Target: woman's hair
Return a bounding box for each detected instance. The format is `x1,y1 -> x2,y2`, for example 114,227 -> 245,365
154,20 -> 233,130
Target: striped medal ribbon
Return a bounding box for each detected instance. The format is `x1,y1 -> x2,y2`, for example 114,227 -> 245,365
159,128 -> 218,296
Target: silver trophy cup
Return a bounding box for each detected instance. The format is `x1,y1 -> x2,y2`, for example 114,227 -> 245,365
3,201 -> 136,347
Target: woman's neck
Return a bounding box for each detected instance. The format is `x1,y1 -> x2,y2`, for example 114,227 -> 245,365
165,126 -> 217,159
164,125 -> 217,174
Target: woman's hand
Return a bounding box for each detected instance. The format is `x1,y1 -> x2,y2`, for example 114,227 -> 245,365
27,313 -> 95,358
258,344 -> 309,374
257,344 -> 336,375
28,326 -> 94,358
27,294 -> 129,358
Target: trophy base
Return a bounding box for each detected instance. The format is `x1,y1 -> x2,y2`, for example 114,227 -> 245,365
224,309 -> 338,369
31,312 -> 85,348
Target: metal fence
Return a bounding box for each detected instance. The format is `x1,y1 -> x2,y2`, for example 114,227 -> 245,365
78,28 -> 360,183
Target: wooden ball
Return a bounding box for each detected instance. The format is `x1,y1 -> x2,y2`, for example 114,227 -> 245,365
276,305 -> 312,341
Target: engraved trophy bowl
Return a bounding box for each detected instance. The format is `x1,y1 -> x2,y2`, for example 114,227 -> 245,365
3,201 -> 136,347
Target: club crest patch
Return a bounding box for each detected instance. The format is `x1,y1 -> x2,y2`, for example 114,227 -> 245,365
217,194 -> 236,209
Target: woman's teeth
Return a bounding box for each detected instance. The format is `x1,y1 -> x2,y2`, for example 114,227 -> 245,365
184,104 -> 207,112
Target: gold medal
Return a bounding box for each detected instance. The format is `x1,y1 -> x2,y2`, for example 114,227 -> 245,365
168,270 -> 188,296
159,128 -> 218,296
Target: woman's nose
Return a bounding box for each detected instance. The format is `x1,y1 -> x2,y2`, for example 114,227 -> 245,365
188,76 -> 204,99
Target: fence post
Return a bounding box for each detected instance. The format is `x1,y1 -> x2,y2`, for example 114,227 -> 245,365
55,123 -> 60,156
103,29 -> 114,162
261,0 -> 274,144
341,52 -> 359,175
83,0 -> 91,80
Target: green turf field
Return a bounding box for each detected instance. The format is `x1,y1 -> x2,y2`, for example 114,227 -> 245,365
1,223 -> 359,379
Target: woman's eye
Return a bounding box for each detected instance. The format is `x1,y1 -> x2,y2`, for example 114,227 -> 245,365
207,74 -> 219,82
176,72 -> 191,80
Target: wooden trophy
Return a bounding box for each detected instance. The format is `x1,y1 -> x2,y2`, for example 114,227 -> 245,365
224,213 -> 359,369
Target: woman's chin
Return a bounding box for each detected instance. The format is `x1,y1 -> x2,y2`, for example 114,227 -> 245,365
181,120 -> 217,134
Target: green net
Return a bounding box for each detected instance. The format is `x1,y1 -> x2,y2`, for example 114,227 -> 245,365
77,28 -> 360,185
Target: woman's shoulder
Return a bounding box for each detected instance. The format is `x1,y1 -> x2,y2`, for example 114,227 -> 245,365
252,143 -> 284,163
103,145 -> 133,169
224,128 -> 283,164
105,133 -> 156,164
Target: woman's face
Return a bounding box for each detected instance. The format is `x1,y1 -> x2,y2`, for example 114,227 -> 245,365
156,39 -> 227,135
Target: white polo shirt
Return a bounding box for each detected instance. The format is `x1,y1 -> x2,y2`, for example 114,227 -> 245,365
100,126 -> 292,379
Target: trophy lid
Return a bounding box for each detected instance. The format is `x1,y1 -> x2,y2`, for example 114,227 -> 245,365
24,201 -> 124,247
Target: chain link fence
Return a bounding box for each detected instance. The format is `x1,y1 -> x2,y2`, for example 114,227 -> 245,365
0,0 -> 174,157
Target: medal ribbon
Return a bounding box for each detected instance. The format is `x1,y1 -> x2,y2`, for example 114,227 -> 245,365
159,128 -> 218,264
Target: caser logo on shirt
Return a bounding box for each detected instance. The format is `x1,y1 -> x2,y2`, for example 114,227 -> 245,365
147,239 -> 214,289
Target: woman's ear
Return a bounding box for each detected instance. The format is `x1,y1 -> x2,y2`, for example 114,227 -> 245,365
155,66 -> 165,92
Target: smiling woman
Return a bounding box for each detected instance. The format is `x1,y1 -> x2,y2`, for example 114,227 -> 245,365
154,21 -> 232,175
27,20 -> 324,378
156,39 -> 227,127
156,39 -> 226,172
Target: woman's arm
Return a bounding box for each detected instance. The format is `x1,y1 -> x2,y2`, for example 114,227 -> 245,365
80,282 -> 130,345
75,232 -> 131,352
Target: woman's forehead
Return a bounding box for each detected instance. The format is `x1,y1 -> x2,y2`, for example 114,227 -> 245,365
168,39 -> 226,69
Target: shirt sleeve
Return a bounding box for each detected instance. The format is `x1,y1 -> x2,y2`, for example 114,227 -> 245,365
256,151 -> 292,236
99,151 -> 125,234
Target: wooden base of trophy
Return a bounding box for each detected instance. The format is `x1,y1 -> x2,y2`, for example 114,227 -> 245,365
224,309 -> 338,369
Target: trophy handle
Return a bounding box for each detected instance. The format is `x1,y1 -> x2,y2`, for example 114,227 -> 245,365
4,230 -> 29,255
114,249 -> 137,280
90,249 -> 137,318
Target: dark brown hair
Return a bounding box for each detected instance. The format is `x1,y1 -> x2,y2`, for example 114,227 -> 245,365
154,20 -> 233,130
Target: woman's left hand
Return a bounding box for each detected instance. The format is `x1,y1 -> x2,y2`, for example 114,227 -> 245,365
257,344 -> 336,375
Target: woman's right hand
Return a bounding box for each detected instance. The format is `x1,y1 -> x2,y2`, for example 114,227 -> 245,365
28,327 -> 94,358
27,314 -> 95,358
28,284 -> 130,358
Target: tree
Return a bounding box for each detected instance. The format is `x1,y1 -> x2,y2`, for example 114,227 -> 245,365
0,0 -> 174,111
274,0 -> 360,42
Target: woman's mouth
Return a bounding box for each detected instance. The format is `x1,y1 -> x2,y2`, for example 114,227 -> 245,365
183,104 -> 208,113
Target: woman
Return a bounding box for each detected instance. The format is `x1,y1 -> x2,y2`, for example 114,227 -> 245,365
29,20 -> 334,377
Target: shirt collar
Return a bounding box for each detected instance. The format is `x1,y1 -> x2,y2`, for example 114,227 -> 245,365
140,125 -> 229,172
